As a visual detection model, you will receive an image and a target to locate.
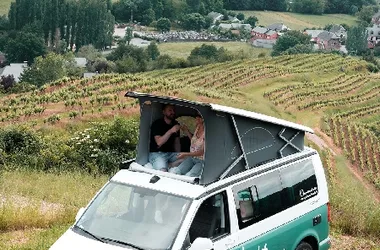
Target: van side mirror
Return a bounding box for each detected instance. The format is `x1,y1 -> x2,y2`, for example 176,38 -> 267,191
75,207 -> 85,222
189,238 -> 214,250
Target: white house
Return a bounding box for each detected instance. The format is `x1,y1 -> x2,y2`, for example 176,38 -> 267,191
0,62 -> 28,82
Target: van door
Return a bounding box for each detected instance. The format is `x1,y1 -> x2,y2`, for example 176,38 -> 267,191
185,190 -> 239,250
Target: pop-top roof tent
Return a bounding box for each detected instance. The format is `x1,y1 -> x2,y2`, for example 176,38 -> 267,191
124,91 -> 314,186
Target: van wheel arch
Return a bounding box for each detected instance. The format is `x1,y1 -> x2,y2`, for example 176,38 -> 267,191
295,236 -> 318,250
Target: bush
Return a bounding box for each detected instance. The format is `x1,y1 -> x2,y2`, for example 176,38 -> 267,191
0,126 -> 41,154
0,117 -> 139,175
67,116 -> 138,174
0,75 -> 16,91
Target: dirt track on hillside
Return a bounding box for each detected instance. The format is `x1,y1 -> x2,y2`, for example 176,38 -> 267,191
306,128 -> 380,203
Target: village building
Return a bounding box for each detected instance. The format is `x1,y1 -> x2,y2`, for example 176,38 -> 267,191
251,27 -> 279,40
0,62 -> 28,82
329,24 -> 347,39
316,31 -> 341,50
218,23 -> 252,31
372,12 -> 380,25
266,22 -> 290,32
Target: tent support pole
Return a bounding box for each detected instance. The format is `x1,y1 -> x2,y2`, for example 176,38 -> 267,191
219,154 -> 244,180
231,115 -> 249,169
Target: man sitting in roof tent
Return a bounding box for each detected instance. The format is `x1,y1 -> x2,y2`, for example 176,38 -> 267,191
148,104 -> 181,172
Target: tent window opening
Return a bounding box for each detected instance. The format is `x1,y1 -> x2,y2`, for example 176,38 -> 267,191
145,102 -> 206,177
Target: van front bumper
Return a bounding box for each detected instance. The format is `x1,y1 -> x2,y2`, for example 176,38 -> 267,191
319,237 -> 331,250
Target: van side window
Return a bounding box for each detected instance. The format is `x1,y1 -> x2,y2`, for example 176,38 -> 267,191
280,159 -> 318,206
235,171 -> 283,229
234,159 -> 319,229
188,191 -> 230,243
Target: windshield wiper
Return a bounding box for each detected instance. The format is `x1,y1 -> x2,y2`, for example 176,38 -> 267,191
73,225 -> 105,243
101,237 -> 145,250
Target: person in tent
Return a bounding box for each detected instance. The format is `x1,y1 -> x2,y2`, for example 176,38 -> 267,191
148,104 -> 181,172
169,113 -> 205,177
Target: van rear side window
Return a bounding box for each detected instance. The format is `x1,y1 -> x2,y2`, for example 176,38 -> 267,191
234,159 -> 319,229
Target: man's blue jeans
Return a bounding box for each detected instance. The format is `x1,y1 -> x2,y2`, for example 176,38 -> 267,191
169,157 -> 204,177
148,152 -> 178,171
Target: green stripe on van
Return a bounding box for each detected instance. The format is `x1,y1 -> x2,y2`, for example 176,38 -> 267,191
231,204 -> 329,250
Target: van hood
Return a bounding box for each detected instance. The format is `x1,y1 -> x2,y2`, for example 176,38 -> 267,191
49,228 -> 134,250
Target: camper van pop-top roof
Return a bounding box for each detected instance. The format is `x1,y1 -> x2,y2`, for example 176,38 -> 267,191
123,91 -> 314,186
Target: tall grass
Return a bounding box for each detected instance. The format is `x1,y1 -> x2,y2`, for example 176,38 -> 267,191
0,199 -> 74,232
308,138 -> 380,239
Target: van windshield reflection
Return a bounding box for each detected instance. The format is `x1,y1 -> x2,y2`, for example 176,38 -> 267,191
74,182 -> 191,249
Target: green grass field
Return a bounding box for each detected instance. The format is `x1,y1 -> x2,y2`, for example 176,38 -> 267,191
158,41 -> 271,59
241,11 -> 358,30
0,0 -> 12,16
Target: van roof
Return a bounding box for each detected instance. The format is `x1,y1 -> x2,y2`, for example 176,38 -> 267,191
111,169 -> 206,199
210,103 -> 313,133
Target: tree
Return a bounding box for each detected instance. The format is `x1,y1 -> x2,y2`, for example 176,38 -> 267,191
0,75 -> 16,92
283,44 -> 313,55
356,5 -> 376,25
142,8 -> 156,25
146,42 -> 160,60
182,13 -> 206,31
125,27 -> 133,45
77,45 -> 102,62
236,13 -> 245,21
244,16 -> 258,27
346,24 -> 368,55
292,0 -> 325,15
4,32 -> 46,64
20,52 -> 67,87
272,30 -> 311,56
188,44 -> 232,63
157,17 -> 171,32
92,57 -> 116,73
0,15 -> 9,31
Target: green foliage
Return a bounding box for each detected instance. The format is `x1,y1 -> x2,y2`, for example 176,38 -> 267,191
0,75 -> 16,92
4,32 -> 46,64
7,0 -> 114,51
244,16 -> 258,27
181,13 -> 207,31
291,0 -> 325,15
0,15 -> 9,31
20,53 -> 67,87
272,30 -> 312,56
0,117 -> 138,174
0,126 -> 41,155
116,56 -> 147,73
67,116 -> 138,174
346,24 -> 368,56
283,44 -> 313,55
76,45 -> 102,63
146,42 -> 160,60
106,44 -> 147,62
236,13 -> 245,21
125,27 -> 133,45
356,5 -> 376,25
187,44 -> 233,65
91,57 -> 116,73
157,17 -> 171,32
324,0 -> 376,14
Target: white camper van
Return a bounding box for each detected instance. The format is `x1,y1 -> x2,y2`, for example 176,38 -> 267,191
50,92 -> 331,250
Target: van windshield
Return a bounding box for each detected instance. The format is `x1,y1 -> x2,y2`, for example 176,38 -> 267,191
74,181 -> 192,249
